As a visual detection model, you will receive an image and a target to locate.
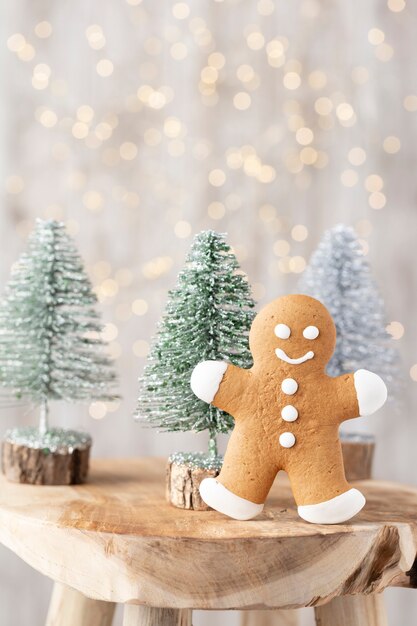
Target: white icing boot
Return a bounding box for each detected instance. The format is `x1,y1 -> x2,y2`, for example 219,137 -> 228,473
297,488 -> 366,524
199,477 -> 264,521
190,361 -> 227,403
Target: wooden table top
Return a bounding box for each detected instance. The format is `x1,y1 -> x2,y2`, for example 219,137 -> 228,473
0,458 -> 416,609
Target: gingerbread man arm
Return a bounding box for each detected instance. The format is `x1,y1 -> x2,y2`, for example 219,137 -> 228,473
333,369 -> 387,422
190,361 -> 252,417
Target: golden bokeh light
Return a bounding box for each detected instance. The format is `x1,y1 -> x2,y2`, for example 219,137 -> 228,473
273,239 -> 290,257
133,340 -> 150,357
5,175 -> 24,195
83,190 -> 104,211
233,92 -> 251,110
283,72 -> 301,90
336,102 -> 354,121
246,31 -> 265,50
170,42 -> 188,60
89,402 -> 107,419
295,127 -> 314,146
174,220 -> 192,238
86,24 -> 106,50
341,169 -> 358,187
348,147 -> 366,166
368,28 -> 385,46
7,33 -> 26,52
257,0 -> 275,16
386,321 -> 405,339
96,59 -> 114,77
387,0 -> 406,11
259,204 -> 276,222
410,364 -> 417,382
308,70 -> 327,90
172,2 -> 190,19
39,109 -> 58,128
208,202 -> 225,220
404,95 -> 417,111
208,169 -> 226,186
365,174 -> 384,192
383,136 -> 401,154
314,97 -> 333,115
34,21 -> 52,38
132,299 -> 149,316
120,142 -> 138,160
291,224 -> 308,242
101,323 -> 119,342
368,191 -> 386,210
72,122 -> 89,139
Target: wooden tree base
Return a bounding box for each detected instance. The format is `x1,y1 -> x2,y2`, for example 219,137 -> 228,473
166,452 -> 221,510
1,427 -> 92,485
341,433 -> 375,481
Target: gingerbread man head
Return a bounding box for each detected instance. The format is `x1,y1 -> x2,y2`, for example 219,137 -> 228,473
249,294 -> 336,375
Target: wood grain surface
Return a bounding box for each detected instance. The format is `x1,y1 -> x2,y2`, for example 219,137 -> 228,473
0,458 -> 415,610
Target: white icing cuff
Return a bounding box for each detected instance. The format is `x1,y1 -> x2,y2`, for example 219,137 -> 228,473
354,369 -> 387,416
190,360 -> 227,404
199,477 -> 264,521
298,488 -> 366,524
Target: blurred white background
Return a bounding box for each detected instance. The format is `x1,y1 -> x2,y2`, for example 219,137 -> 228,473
1,1 -> 416,624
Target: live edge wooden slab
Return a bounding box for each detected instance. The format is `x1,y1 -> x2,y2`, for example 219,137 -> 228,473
0,458 -> 416,612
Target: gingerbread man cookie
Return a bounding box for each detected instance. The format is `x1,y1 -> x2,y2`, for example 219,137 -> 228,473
190,294 -> 387,524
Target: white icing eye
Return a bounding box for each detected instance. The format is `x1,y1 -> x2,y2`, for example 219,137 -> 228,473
303,325 -> 319,340
274,323 -> 291,339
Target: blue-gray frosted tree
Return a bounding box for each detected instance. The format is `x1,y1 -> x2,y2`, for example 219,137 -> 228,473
298,224 -> 399,396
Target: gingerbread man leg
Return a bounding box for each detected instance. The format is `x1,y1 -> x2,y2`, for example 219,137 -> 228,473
286,438 -> 365,524
200,429 -> 278,520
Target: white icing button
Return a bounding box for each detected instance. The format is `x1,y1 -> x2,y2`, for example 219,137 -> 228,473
274,323 -> 291,339
281,378 -> 298,395
303,325 -> 319,340
281,405 -> 298,422
279,432 -> 296,448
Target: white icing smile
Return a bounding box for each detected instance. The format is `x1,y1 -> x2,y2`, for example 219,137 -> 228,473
275,348 -> 314,365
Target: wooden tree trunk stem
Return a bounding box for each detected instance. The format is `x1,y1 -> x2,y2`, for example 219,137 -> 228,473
39,399 -> 49,437
46,582 -> 115,626
122,606 -> 192,626
314,594 -> 388,626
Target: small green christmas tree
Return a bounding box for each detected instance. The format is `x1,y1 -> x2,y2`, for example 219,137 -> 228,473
0,219 -> 118,436
298,224 -> 399,394
135,230 -> 256,461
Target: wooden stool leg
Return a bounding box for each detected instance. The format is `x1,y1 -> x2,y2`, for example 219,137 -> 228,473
122,606 -> 192,626
314,594 -> 387,626
46,582 -> 115,626
241,609 -> 298,626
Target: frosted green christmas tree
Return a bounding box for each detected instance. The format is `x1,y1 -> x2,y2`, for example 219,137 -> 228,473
135,230 -> 256,461
298,224 -> 399,394
0,219 -> 118,436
